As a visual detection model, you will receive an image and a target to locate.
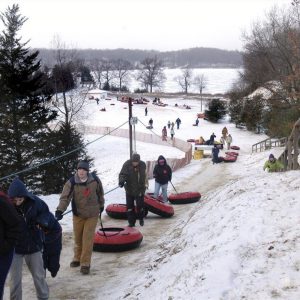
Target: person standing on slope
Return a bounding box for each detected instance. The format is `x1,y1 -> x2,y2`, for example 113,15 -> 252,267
153,156 -> 172,203
56,160 -> 105,275
119,153 -> 148,227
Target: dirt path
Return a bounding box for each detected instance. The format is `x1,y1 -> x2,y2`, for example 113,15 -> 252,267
3,159 -> 238,300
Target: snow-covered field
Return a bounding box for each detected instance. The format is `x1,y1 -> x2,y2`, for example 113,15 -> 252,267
4,94 -> 299,300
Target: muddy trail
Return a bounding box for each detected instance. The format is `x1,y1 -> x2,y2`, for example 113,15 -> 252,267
4,159 -> 237,300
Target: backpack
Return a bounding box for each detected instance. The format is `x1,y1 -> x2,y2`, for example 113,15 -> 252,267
69,172 -> 101,216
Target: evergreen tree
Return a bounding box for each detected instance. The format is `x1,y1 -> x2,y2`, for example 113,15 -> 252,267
0,4 -> 57,190
39,123 -> 91,194
205,99 -> 227,123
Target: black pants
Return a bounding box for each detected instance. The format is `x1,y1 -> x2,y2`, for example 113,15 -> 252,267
0,249 -> 14,299
126,194 -> 144,226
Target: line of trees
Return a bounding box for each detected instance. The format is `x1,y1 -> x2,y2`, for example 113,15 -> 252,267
38,47 -> 243,69
228,0 -> 300,137
0,5 -> 91,193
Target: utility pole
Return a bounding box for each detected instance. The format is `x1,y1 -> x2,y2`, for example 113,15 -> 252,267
128,97 -> 133,159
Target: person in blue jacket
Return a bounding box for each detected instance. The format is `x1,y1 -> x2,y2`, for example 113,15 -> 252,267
0,191 -> 20,300
7,177 -> 60,300
212,145 -> 223,164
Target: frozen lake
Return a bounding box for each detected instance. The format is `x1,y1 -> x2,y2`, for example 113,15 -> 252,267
128,68 -> 241,94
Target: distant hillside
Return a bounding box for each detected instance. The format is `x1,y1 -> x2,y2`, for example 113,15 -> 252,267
38,47 -> 242,68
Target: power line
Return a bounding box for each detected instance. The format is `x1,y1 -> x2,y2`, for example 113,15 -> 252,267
0,120 -> 129,182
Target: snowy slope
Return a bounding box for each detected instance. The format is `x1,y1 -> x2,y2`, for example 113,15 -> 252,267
4,94 -> 299,300
106,149 -> 299,300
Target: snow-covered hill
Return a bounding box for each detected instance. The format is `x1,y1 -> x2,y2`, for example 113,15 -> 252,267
4,94 -> 299,300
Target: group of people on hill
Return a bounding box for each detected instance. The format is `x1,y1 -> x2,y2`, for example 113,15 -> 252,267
0,155 -> 173,298
219,127 -> 233,150
161,118 -> 181,141
118,153 -> 172,226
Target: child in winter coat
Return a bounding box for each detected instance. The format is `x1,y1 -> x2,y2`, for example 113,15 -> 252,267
226,134 -> 232,150
263,154 -> 284,172
153,155 -> 172,203
162,126 -> 167,141
212,145 -> 223,164
170,127 -> 175,140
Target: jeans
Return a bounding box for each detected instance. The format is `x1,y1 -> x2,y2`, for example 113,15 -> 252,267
154,182 -> 168,203
0,249 -> 14,300
9,252 -> 49,300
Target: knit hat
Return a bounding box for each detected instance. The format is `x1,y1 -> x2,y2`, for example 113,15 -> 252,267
77,160 -> 89,171
8,177 -> 29,198
269,154 -> 275,160
132,153 -> 140,162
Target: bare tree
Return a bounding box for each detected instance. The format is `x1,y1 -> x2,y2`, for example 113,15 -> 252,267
113,58 -> 132,92
137,56 -> 165,93
194,74 -> 207,111
90,58 -> 104,89
50,35 -> 87,127
101,59 -> 116,90
174,67 -> 193,94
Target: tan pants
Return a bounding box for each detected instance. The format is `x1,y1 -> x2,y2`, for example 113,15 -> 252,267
72,215 -> 98,267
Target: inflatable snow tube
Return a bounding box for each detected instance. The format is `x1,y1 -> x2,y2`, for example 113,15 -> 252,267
146,193 -> 163,202
106,204 -> 148,220
144,195 -> 174,218
225,151 -> 239,156
168,192 -> 201,204
223,156 -> 237,163
93,227 -> 143,252
230,145 -> 240,150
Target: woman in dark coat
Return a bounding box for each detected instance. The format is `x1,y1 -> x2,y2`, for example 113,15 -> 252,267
0,191 -> 20,300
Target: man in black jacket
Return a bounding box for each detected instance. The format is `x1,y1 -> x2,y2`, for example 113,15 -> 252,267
0,191 -> 20,300
119,153 -> 148,227
153,155 -> 172,203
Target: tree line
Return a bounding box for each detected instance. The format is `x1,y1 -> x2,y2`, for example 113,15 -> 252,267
38,47 -> 242,69
228,0 -> 300,137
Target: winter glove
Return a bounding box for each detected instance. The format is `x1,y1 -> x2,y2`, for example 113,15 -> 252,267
55,210 -> 63,221
119,181 -> 125,188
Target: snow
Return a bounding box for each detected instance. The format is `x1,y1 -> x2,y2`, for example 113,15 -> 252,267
124,68 -> 241,94
4,92 -> 300,300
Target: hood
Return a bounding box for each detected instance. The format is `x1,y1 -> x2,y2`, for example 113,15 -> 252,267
8,177 -> 30,198
157,155 -> 166,165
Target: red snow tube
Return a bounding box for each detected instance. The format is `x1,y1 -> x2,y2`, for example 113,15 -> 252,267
93,227 -> 143,252
168,192 -> 201,204
223,155 -> 237,163
230,145 -> 240,150
106,204 -> 148,220
144,195 -> 174,218
225,151 -> 239,156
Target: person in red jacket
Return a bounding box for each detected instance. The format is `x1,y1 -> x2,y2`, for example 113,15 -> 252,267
0,191 -> 20,300
153,155 -> 172,203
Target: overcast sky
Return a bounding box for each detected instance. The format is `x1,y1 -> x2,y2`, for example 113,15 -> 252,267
0,0 -> 292,51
